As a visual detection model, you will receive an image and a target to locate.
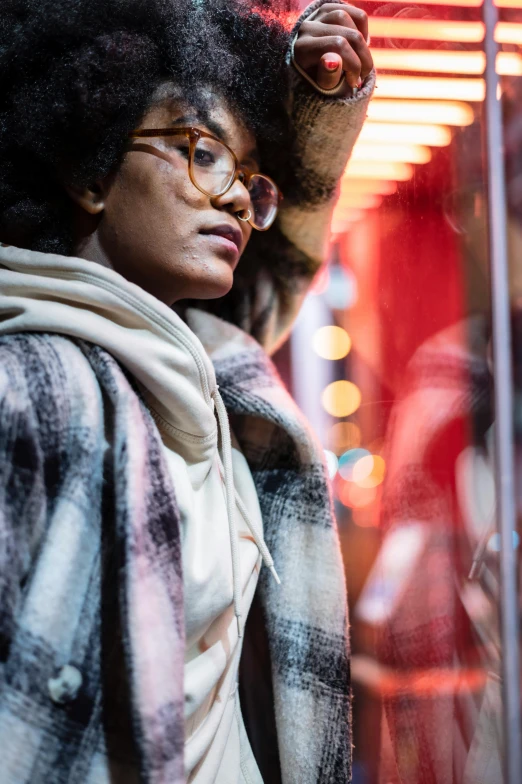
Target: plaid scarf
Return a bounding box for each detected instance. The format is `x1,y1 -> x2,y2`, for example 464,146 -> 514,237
0,327 -> 351,784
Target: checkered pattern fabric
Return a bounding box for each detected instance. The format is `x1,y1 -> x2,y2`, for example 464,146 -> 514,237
0,328 -> 351,783
0,3 -> 375,778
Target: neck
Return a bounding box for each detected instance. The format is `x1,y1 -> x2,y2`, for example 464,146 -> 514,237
73,230 -> 114,271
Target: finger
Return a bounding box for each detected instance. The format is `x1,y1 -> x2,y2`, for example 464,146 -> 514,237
295,35 -> 361,87
294,32 -> 372,84
297,23 -> 373,77
316,52 -> 344,90
313,3 -> 369,41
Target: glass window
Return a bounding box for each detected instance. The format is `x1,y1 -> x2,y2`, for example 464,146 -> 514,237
277,0 -> 522,780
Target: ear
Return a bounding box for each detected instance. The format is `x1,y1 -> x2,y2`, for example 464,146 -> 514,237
65,181 -> 105,215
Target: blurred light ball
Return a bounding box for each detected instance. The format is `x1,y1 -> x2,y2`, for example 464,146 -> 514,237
328,422 -> 361,454
488,530 -> 520,553
313,326 -> 352,361
338,481 -> 377,509
321,380 -> 361,417
338,448 -> 371,481
353,455 -> 386,488
324,449 -> 339,479
323,265 -> 358,310
352,455 -> 374,483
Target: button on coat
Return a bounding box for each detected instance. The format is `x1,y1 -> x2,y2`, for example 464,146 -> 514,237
48,665 -> 83,705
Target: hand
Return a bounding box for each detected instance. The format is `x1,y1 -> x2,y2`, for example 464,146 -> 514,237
294,2 -> 373,93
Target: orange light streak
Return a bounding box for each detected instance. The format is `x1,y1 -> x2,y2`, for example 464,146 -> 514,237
496,22 -> 522,43
365,0 -> 522,8
369,18 -> 483,42
362,0 -> 480,8
372,49 -> 522,76
496,52 -> 522,74
368,18 -> 522,44
351,657 -> 488,699
367,99 -> 474,126
360,122 -> 451,146
335,193 -> 382,210
340,178 -> 398,195
345,160 -> 414,181
352,142 -> 432,164
377,75 -> 485,101
496,0 -> 522,7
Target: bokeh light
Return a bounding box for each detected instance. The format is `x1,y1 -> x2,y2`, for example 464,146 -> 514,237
323,265 -> 358,310
338,480 -> 377,508
353,455 -> 387,488
487,530 -> 520,552
313,326 -> 352,361
321,380 -> 362,417
339,448 -> 371,481
352,455 -> 375,482
324,449 -> 339,480
328,422 -> 362,454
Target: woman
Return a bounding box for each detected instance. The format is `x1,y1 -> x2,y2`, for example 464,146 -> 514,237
0,0 -> 374,781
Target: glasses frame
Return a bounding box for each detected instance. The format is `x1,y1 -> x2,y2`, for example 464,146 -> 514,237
128,126 -> 282,231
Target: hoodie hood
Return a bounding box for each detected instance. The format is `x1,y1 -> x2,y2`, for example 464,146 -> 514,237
0,243 -> 281,638
0,244 -> 218,477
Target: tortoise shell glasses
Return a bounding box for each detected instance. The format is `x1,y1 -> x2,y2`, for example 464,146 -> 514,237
129,126 -> 282,231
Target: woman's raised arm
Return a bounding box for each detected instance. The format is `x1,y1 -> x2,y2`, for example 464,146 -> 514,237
199,0 -> 375,353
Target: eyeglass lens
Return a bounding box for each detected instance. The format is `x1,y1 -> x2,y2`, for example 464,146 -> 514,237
190,135 -> 279,230
192,136 -> 236,196
247,174 -> 279,230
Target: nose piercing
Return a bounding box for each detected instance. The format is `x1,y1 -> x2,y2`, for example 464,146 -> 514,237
236,209 -> 252,223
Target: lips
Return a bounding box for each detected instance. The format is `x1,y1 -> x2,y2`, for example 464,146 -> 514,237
200,223 -> 242,253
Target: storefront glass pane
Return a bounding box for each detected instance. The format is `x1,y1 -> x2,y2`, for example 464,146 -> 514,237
279,0 -> 522,779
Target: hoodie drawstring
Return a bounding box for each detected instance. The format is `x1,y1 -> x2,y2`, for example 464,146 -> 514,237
212,387 -> 280,639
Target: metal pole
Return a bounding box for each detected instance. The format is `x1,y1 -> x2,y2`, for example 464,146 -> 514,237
482,0 -> 522,781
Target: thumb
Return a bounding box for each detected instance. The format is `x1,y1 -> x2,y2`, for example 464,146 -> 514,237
315,52 -> 343,91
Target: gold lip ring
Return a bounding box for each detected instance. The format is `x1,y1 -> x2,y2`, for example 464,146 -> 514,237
236,209 -> 252,223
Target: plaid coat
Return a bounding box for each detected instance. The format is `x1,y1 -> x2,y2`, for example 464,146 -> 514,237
0,3 -> 375,781
0,325 -> 351,784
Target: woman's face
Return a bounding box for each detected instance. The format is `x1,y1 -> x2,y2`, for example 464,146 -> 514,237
74,90 -> 257,306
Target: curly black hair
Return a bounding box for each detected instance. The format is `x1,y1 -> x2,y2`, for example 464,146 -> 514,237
0,0 -> 292,254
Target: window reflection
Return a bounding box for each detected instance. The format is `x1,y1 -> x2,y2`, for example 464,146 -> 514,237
277,0 -> 522,780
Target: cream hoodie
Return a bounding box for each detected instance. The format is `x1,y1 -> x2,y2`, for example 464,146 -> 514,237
0,243 -> 279,783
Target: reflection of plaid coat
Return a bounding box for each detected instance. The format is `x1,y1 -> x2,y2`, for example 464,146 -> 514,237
378,318 -> 494,784
0,326 -> 351,784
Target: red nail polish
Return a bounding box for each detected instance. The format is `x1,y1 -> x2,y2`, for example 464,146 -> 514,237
324,60 -> 339,71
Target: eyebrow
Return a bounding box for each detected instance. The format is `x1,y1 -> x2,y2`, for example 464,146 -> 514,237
170,113 -> 228,145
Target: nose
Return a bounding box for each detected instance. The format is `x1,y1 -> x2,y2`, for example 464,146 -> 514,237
212,176 -> 251,221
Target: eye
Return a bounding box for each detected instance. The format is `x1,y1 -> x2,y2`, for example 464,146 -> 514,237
193,145 -> 216,167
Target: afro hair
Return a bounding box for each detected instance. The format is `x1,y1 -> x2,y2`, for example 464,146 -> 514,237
0,0 -> 292,253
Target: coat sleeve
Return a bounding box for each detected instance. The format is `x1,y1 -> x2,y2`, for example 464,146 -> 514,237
0,342 -> 45,644
190,0 -> 375,354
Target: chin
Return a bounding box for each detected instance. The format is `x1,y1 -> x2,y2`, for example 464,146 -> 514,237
187,268 -> 235,301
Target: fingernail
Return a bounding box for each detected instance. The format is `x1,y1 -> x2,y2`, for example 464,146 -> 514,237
324,60 -> 339,71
